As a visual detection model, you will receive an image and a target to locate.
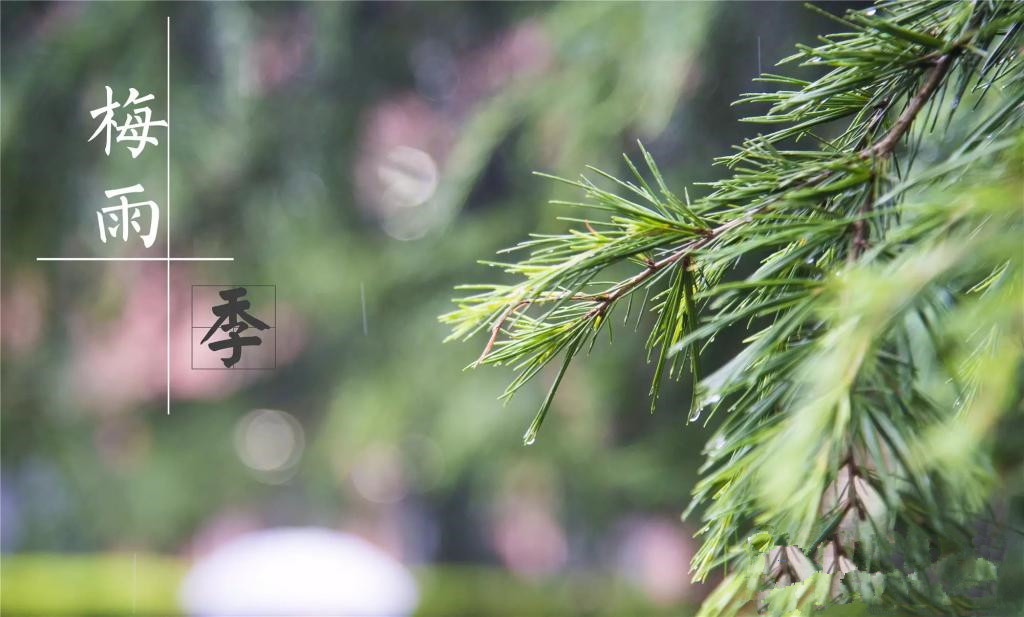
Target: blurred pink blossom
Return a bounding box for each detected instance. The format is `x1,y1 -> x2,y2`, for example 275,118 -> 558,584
255,12 -> 313,94
491,500 -> 568,579
355,20 -> 553,225
355,95 -> 455,219
490,462 -> 567,579
451,21 -> 552,111
69,264 -> 306,412
185,508 -> 264,559
616,515 -> 697,606
1,269 -> 47,356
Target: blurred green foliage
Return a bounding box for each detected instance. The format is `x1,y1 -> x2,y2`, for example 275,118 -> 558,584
1,1 -> 852,612
1,554 -> 673,616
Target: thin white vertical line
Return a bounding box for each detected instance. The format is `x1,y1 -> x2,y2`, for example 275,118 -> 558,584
757,36 -> 762,77
132,552 -> 137,615
166,16 -> 171,416
360,282 -> 368,336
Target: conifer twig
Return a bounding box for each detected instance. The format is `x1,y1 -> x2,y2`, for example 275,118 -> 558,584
862,52 -> 957,158
445,3 -> 1024,612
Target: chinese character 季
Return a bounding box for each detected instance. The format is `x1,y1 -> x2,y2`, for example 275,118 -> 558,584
97,184 -> 160,248
88,86 -> 168,158
200,287 -> 271,368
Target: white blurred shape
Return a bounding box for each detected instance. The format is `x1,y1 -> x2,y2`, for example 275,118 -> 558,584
234,409 -> 304,478
376,146 -> 438,210
180,527 -> 419,617
380,211 -> 436,242
350,443 -> 407,504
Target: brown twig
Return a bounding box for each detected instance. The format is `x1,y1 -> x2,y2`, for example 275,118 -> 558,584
848,52 -> 957,259
849,180 -> 875,261
860,53 -> 956,159
476,301 -> 527,365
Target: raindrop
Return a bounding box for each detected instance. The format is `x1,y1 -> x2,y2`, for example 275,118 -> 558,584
523,431 -> 537,446
709,435 -> 727,454
865,7 -> 877,16
703,439 -> 721,456
689,393 -> 721,424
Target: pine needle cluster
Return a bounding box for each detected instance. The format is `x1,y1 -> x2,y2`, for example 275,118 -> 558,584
443,1 -> 1024,614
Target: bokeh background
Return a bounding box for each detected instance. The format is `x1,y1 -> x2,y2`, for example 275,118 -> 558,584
1,2 -> 860,614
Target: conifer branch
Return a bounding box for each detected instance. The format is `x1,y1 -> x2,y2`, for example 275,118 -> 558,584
444,1 -> 1024,613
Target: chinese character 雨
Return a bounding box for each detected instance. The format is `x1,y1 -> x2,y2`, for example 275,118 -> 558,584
96,184 -> 160,248
201,287 -> 271,368
88,86 -> 168,158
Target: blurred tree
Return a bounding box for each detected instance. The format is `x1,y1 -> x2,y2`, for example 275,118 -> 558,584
0,2 -> 726,558
445,1 -> 1024,615
9,2 -> 981,615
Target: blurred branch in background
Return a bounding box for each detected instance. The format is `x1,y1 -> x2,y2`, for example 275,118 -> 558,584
2,2 -> 856,615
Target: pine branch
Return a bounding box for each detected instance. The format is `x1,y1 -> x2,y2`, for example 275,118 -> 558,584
443,1 -> 1024,614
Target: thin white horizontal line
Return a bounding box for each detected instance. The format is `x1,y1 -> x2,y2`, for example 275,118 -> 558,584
36,257 -> 234,262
